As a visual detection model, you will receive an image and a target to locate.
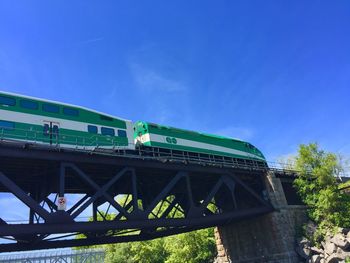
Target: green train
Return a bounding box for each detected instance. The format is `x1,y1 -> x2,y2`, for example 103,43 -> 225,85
0,91 -> 266,163
134,121 -> 265,162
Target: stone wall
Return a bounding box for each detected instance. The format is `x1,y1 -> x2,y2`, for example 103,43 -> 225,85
215,172 -> 308,263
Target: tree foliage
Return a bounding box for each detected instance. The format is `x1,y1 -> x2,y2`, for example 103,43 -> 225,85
164,228 -> 216,263
103,228 -> 216,263
75,193 -> 217,262
82,195 -> 217,262
293,143 -> 350,242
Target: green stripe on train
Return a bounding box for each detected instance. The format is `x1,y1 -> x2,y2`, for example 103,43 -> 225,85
0,121 -> 128,147
135,121 -> 246,148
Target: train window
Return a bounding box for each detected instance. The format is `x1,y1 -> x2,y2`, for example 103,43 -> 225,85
0,120 -> 15,130
118,129 -> 127,137
0,96 -> 16,106
88,125 -> 98,134
43,103 -> 59,113
101,127 -> 115,136
20,99 -> 38,110
43,124 -> 49,136
63,107 -> 79,116
100,115 -> 113,121
52,125 -> 59,138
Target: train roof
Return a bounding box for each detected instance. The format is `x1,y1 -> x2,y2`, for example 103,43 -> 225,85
0,90 -> 131,122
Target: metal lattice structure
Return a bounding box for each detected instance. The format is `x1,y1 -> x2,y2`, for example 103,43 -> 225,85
0,141 -> 274,252
0,249 -> 105,263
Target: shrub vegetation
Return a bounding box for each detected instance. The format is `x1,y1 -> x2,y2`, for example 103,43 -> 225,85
293,143 -> 350,243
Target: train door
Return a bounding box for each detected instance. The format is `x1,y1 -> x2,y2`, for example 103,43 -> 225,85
43,121 -> 60,146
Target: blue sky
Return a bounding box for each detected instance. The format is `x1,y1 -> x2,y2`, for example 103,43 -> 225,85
1,0 -> 350,163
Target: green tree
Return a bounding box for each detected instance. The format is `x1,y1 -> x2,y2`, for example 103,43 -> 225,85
104,238 -> 168,263
105,242 -> 133,263
164,228 -> 216,263
293,143 -> 350,242
103,228 -> 216,263
96,195 -> 217,263
129,238 -> 168,263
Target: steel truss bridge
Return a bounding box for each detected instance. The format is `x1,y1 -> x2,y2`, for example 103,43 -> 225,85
0,140 -> 296,252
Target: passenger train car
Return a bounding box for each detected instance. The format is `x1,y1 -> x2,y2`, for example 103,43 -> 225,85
0,91 -> 134,149
0,91 -> 266,164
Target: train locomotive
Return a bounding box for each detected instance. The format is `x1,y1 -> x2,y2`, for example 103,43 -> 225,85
0,91 -> 266,165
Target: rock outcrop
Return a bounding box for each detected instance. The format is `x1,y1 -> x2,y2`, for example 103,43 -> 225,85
296,228 -> 350,263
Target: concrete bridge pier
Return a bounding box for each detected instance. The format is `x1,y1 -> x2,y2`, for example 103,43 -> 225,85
215,172 -> 307,263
